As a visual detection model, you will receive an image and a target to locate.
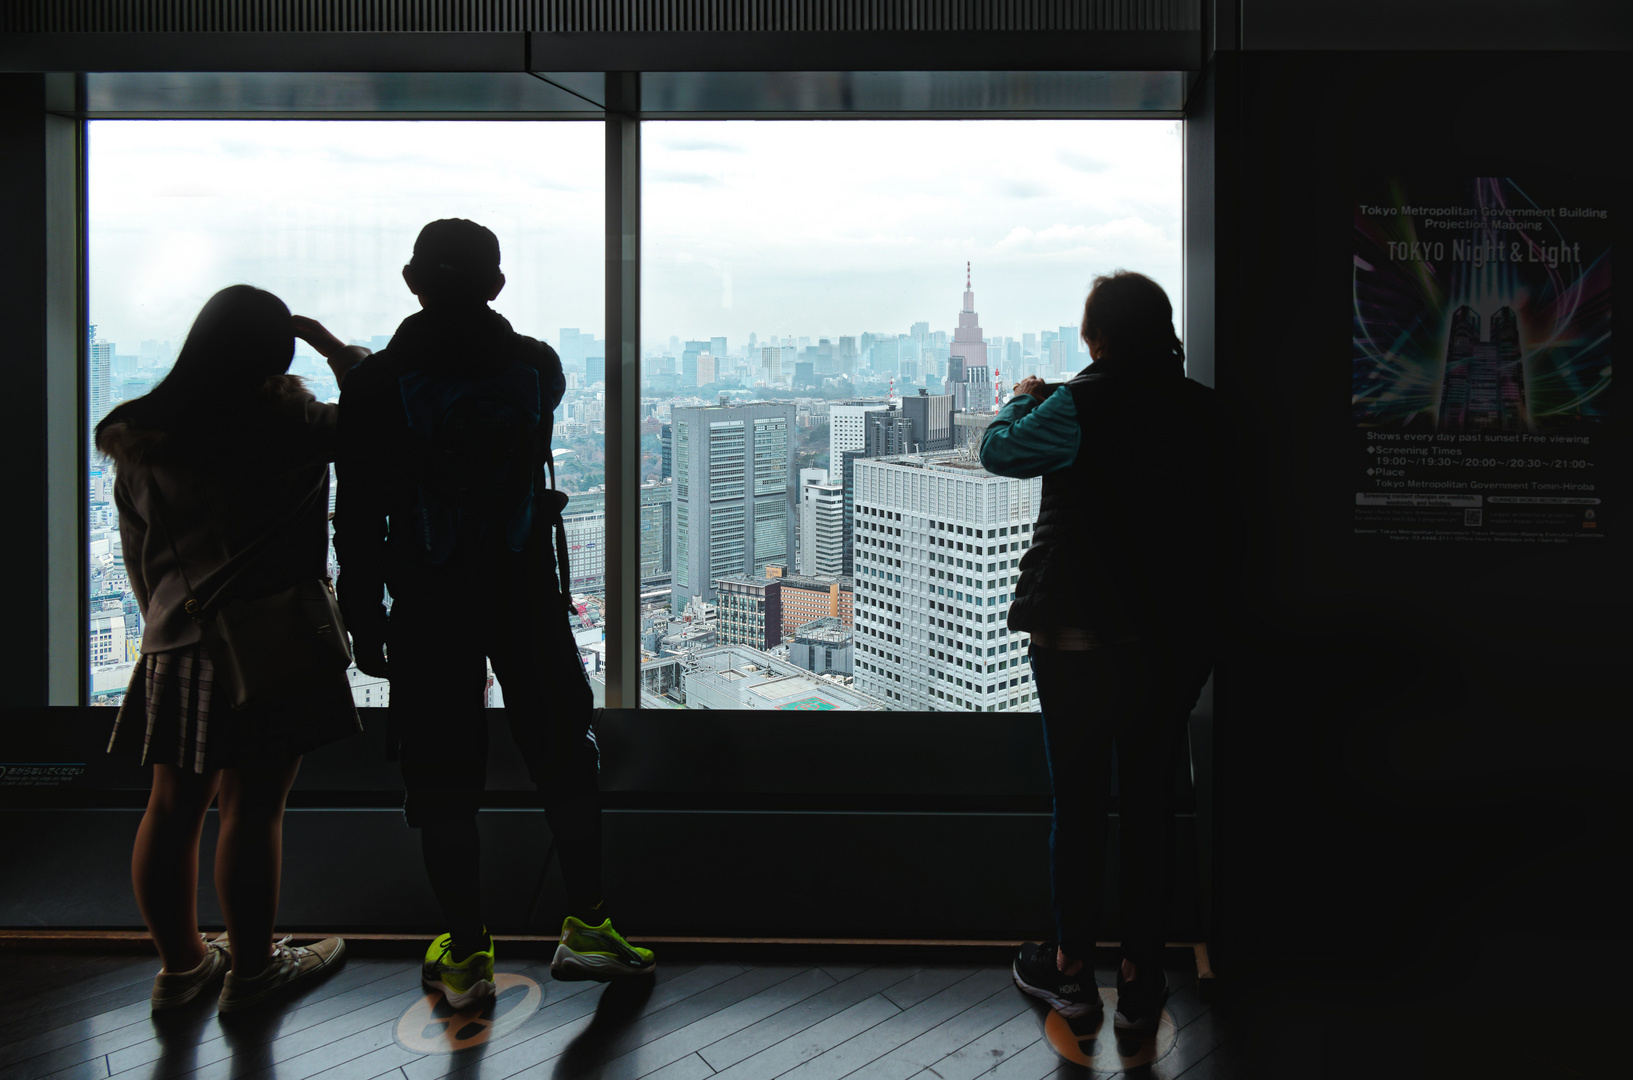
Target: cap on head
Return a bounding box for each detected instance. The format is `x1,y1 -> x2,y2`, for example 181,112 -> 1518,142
408,218 -> 501,302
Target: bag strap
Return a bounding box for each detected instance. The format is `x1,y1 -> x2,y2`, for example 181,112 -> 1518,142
540,445 -> 575,613
148,468 -> 329,623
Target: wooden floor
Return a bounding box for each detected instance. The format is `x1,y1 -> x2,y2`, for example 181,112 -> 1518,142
0,947 -> 1244,1080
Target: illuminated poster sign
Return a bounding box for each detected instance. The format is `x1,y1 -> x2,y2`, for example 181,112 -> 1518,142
1352,178 -> 1611,543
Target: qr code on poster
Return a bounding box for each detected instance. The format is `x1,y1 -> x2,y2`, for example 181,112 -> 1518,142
1465,509 -> 1483,526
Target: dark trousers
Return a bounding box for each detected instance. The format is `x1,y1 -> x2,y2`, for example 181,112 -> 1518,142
388,578 -> 602,912
1030,641 -> 1211,971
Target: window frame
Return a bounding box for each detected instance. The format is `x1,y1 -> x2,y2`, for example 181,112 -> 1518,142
59,70 -> 1197,815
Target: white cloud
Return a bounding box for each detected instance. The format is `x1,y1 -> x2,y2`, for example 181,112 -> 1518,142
89,117 -> 1183,355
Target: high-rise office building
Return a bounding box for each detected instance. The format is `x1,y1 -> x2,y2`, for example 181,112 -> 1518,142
829,399 -> 892,477
660,422 -> 672,480
640,480 -> 674,588
697,351 -> 716,386
964,364 -> 992,413
562,490 -> 606,594
900,390 -> 955,452
682,340 -> 707,387
711,336 -> 728,361
670,401 -> 797,612
586,356 -> 605,384
1057,325 -> 1079,370
865,408 -> 914,456
840,447 -> 866,576
799,474 -> 845,576
871,335 -> 900,376
89,337 -> 113,453
851,452 -> 1041,711
837,336 -> 860,380
760,346 -> 783,385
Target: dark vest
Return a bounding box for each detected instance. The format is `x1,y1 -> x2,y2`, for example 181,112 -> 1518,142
1006,363 -> 1227,647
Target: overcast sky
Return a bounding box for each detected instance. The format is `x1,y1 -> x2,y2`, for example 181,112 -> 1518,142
89,119 -> 1181,357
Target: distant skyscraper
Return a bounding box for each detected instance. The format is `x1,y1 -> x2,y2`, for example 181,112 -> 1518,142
759,346 -> 783,385
697,351 -> 716,386
1058,326 -> 1079,369
947,263 -> 988,406
900,390 -> 954,452
586,356 -> 605,384
711,336 -> 728,360
670,401 -> 797,612
89,336 -> 114,453
837,336 -> 860,380
871,336 -> 900,376
851,452 -> 1041,711
682,340 -> 707,388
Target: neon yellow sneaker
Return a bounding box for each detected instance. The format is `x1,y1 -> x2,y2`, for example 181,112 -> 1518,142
551,916 -> 656,981
421,931 -> 495,1009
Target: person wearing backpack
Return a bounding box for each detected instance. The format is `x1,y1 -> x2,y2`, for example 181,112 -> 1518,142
99,285 -> 362,1012
333,219 -> 653,1007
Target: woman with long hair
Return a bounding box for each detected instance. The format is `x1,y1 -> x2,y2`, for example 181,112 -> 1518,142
99,285 -> 365,1012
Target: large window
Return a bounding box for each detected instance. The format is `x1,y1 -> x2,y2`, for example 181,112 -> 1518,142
639,120 -> 1183,711
86,120 -> 604,706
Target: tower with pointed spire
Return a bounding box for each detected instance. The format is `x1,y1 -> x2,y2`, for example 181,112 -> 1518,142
946,262 -> 989,409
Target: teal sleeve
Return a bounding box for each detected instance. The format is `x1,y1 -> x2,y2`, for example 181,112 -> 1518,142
978,387 -> 1079,477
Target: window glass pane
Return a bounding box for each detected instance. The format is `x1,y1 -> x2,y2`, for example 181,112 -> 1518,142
641,120 -> 1182,711
87,120 -> 603,707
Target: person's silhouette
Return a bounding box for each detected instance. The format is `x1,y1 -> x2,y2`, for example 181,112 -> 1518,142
981,270 -> 1232,1035
334,219 -> 654,1006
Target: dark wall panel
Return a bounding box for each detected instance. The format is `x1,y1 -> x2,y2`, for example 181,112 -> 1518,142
0,76 -> 50,709
0,807 -> 1205,940
1215,49 -> 1632,1002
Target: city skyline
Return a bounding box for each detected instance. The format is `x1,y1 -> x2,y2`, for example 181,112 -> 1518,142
84,117 -> 1182,712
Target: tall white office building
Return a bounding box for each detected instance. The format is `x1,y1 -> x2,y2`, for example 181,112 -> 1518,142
799,474 -> 845,576
828,399 -> 892,478
850,452 -> 1041,712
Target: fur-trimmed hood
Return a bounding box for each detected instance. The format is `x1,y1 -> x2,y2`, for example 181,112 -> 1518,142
96,373 -> 313,467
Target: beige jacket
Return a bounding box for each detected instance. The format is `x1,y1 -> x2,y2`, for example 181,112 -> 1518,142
101,376 -> 339,654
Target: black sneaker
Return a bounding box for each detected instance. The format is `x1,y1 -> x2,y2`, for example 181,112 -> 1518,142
1113,965 -> 1169,1035
1011,941 -> 1099,1018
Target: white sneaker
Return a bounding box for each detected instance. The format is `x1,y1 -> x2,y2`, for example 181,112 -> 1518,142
150,934 -> 230,1011
218,936 -> 345,1014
